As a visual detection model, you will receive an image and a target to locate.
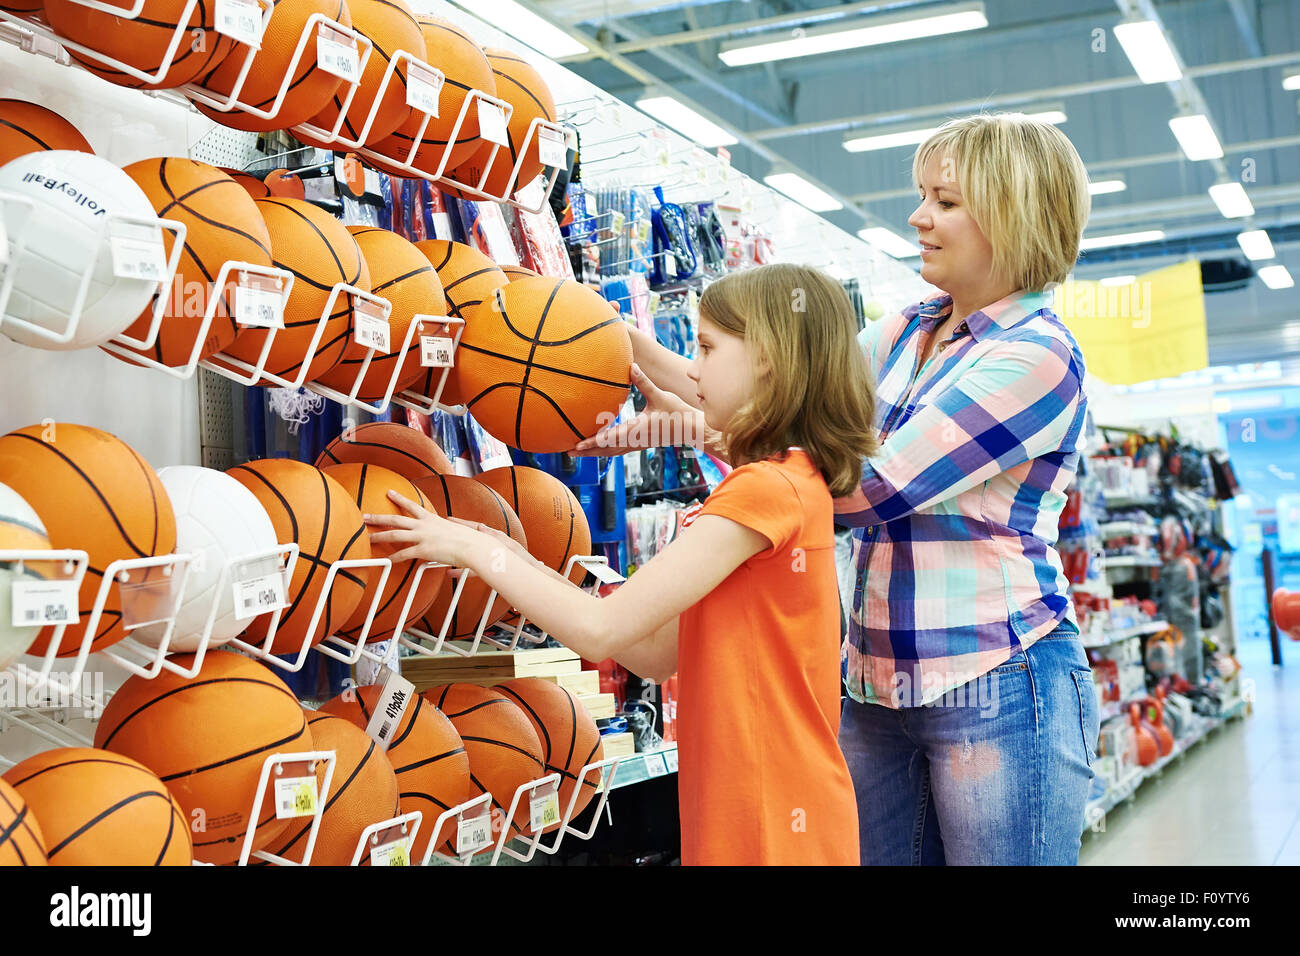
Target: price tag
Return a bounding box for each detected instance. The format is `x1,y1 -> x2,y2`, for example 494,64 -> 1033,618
231,570 -> 285,621
233,273 -> 284,329
419,334 -> 453,368
273,774 -> 318,819
406,60 -> 442,117
584,561 -> 626,586
109,223 -> 167,283
369,835 -> 411,867
529,784 -> 561,833
664,748 -> 678,773
352,298 -> 390,353
364,666 -> 415,750
214,0 -> 264,46
456,809 -> 492,855
11,579 -> 79,628
477,100 -> 509,147
316,24 -> 360,82
645,753 -> 669,778
537,126 -> 567,168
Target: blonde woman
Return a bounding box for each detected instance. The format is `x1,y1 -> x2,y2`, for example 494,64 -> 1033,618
581,114 -> 1100,866
370,265 -> 876,865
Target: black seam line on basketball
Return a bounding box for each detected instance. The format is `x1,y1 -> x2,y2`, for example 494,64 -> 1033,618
493,69 -> 554,124
386,693 -> 421,750
402,792 -> 454,814
433,685 -> 451,710
442,267 -> 500,293
325,437 -> 434,475
268,327 -> 352,382
502,312 -> 624,349
46,791 -> 174,859
156,173 -> 273,258
275,743 -> 372,856
498,688 -> 552,760
0,117 -> 54,150
445,300 -> 479,320
314,467 -> 335,634
2,789 -> 44,851
155,799 -> 179,866
564,692 -> 578,771
465,382 -> 588,443
5,433 -> 153,559
0,804 -> 30,857
458,735 -> 544,767
228,465 -> 314,626
392,746 -> 466,775
159,718 -> 308,783
343,557 -> 415,637
338,35 -> 407,139
3,754 -> 158,787
431,245 -> 454,271
125,443 -> 161,557
455,342 -> 630,389
372,263 -> 436,295
581,737 -> 601,770
441,698 -> 513,720
511,282 -> 562,447
98,676 -> 300,749
262,199 -> 351,284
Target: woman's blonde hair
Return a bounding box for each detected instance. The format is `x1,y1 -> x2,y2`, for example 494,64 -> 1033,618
698,263 -> 878,496
913,112 -> 1091,291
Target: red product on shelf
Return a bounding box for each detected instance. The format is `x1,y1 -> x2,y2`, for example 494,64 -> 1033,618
1130,703 -> 1159,766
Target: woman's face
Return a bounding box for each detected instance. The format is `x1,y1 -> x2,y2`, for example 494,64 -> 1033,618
907,152 -> 996,299
687,316 -> 756,432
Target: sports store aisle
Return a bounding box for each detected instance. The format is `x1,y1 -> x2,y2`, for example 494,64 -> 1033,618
0,0 -> 1298,908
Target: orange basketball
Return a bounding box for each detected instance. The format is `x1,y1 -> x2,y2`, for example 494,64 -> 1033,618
3,747 -> 191,866
449,49 -> 556,198
320,683 -> 472,863
0,778 -> 47,866
213,198 -> 369,385
0,423 -> 176,657
94,651 -> 313,865
475,466 -> 591,587
320,463 -> 446,642
263,168 -> 306,199
106,158 -> 273,369
497,678 -> 604,830
413,239 -> 507,406
225,459 -> 372,654
502,264 -> 539,281
0,99 -> 94,167
192,0 -> 350,132
0,0 -> 42,13
43,0 -> 237,90
459,277 -> 631,452
409,474 -> 525,640
220,167 -> 272,198
423,683 -> 544,838
315,421 -> 453,480
298,0 -> 422,147
262,711 -> 399,866
370,16 -> 494,174
312,227 -> 443,401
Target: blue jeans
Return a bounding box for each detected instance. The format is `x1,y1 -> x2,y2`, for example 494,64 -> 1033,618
838,627 -> 1099,865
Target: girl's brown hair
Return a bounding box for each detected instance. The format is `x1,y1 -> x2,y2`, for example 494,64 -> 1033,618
699,263 -> 878,496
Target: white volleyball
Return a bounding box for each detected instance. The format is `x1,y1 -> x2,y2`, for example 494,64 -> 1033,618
133,466 -> 279,652
0,482 -> 52,670
0,149 -> 162,350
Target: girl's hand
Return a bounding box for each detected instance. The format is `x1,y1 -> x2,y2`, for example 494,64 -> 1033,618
570,363 -> 710,456
365,491 -> 486,567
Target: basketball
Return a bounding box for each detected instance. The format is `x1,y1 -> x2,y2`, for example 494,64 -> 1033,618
423,683 -> 544,838
458,277 -> 632,452
449,49 -> 556,198
43,0 -> 236,90
0,482 -> 51,671
0,423 -> 176,658
369,16 -> 494,174
413,239 -> 507,406
297,0 -> 422,148
263,168 -> 306,199
94,651 -> 313,864
409,474 -> 525,640
106,158 -> 274,368
213,198 -> 369,385
0,0 -> 42,13
474,466 -> 590,590
312,227 -> 442,401
0,151 -> 163,350
320,463 -> 446,643
132,466 -> 279,653
0,99 -> 94,167
262,711 -> 399,866
192,0 -> 350,132
3,747 -> 191,866
502,264 -> 539,281
220,167 -> 272,198
496,678 -> 604,830
315,421 -> 453,480
0,778 -> 46,866
225,458 -> 372,655
319,683 -> 472,862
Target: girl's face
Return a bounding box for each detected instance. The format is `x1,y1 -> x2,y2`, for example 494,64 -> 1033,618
687,316 -> 757,432
907,152 -> 997,298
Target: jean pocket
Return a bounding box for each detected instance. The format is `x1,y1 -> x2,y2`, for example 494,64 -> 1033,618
1070,668 -> 1099,767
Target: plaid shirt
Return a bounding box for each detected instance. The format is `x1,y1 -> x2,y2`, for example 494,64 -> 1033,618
834,290 -> 1087,708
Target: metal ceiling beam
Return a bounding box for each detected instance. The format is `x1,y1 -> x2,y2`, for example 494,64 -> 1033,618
750,49 -> 1300,140
1087,183 -> 1300,228
539,0 -> 733,25
1225,0 -> 1263,58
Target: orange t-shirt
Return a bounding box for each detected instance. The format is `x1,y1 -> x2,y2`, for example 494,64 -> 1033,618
676,448 -> 858,865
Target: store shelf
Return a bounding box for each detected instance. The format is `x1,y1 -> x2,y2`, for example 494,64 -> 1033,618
1101,492 -> 1162,510
1082,620 -> 1168,649
1102,554 -> 1163,569
607,745 -> 678,790
1099,521 -> 1159,538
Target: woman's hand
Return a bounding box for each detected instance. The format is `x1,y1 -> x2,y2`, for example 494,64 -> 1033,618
571,363 -> 716,457
365,491 -> 491,567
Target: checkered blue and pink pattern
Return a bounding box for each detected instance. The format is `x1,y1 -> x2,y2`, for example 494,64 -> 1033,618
834,291 -> 1088,707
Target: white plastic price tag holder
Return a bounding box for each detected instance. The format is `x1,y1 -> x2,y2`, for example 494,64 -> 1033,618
316,23 -> 360,82
664,748 -> 678,773
477,100 -> 508,148
231,554 -> 286,622
538,126 -> 567,169
645,753 -> 669,778
214,0 -> 264,47
406,61 -> 442,117
110,222 -> 167,283
455,804 -> 492,856
528,781 -> 561,834
11,579 -> 79,628
234,271 -> 284,329
352,297 -> 390,353
585,561 -> 626,586
369,825 -> 412,866
273,760 -> 319,820
419,334 -> 453,368
365,666 -> 415,750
